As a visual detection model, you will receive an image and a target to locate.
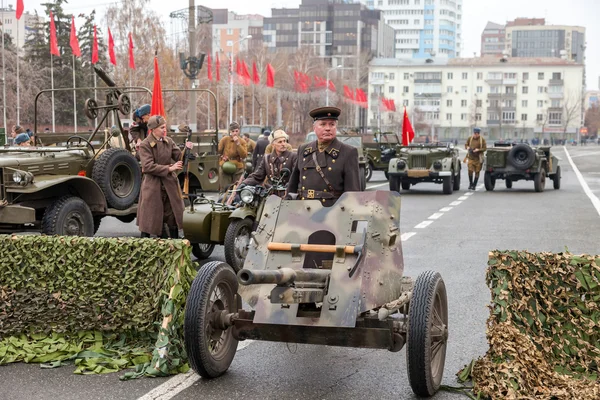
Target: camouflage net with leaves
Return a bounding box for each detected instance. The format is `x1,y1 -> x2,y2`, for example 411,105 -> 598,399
0,235 -> 196,379
460,251 -> 600,399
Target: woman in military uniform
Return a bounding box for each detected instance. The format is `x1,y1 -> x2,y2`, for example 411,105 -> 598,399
288,106 -> 361,206
218,122 -> 248,191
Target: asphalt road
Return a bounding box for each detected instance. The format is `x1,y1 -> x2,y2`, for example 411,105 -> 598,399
2,145 -> 600,400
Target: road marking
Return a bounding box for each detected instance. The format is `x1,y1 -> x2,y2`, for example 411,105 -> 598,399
415,221 -> 433,229
428,213 -> 444,220
439,207 -> 453,212
464,192 -> 474,196
564,146 -> 600,217
367,182 -> 390,189
457,196 -> 469,200
401,232 -> 416,241
450,201 -> 462,206
570,151 -> 600,158
137,340 -> 254,400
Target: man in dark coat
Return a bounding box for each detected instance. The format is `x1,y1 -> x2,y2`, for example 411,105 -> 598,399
288,106 -> 361,207
252,130 -> 271,170
137,115 -> 193,238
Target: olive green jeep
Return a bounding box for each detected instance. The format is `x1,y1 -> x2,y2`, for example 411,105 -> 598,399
387,142 -> 461,194
482,142 -> 561,192
363,132 -> 401,181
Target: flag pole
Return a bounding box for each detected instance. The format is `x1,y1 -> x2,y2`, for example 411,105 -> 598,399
252,83 -> 255,125
1,0 -> 7,135
16,16 -> 20,125
266,88 -> 269,128
51,54 -> 56,132
72,55 -> 77,133
94,71 -> 97,128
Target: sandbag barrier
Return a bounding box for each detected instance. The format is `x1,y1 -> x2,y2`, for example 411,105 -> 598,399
458,251 -> 600,399
0,235 -> 195,379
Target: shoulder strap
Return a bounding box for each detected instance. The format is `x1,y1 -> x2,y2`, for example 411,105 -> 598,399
312,152 -> 335,193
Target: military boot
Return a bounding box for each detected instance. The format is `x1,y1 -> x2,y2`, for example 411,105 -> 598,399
169,227 -> 179,239
473,176 -> 479,189
468,175 -> 474,190
140,232 -> 151,238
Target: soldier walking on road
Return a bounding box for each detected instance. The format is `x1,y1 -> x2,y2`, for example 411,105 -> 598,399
288,106 -> 361,206
465,127 -> 487,190
218,122 -> 248,192
137,115 -> 193,238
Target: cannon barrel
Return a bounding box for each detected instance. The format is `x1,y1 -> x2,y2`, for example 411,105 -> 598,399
238,267 -> 331,286
94,66 -> 123,96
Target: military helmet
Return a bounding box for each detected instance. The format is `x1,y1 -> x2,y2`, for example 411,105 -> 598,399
221,161 -> 237,175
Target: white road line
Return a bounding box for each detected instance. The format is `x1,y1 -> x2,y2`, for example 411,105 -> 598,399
476,185 -> 484,190
401,232 -> 416,241
415,220 -> 433,229
439,207 -> 453,212
367,182 -> 390,189
464,192 -> 474,196
563,146 -> 600,217
457,196 -> 469,201
450,201 -> 462,206
428,213 -> 444,220
137,340 -> 255,400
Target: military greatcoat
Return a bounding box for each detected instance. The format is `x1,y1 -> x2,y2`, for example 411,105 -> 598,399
137,135 -> 185,236
288,138 -> 361,206
243,145 -> 297,188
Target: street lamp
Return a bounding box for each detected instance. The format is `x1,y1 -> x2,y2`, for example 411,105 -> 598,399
229,34 -> 252,125
326,65 -> 342,106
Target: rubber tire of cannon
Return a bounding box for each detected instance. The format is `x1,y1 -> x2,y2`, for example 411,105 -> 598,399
84,98 -> 98,120
224,218 -> 254,273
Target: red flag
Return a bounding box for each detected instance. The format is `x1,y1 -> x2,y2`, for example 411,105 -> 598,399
128,32 -> 135,69
241,60 -> 251,86
49,11 -> 59,56
252,62 -> 259,85
207,54 -> 213,81
343,85 -> 354,101
91,25 -> 99,64
328,80 -> 336,92
150,57 -> 165,118
402,107 -> 415,146
266,63 -> 274,87
355,89 -> 367,108
389,99 -> 397,112
16,0 -> 24,20
108,27 -> 116,65
69,16 -> 81,57
380,98 -> 391,112
216,53 -> 221,81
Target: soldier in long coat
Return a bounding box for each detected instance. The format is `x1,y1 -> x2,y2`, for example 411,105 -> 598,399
218,122 -> 248,191
288,106 -> 361,207
242,129 -> 297,192
137,115 -> 193,238
465,127 -> 487,190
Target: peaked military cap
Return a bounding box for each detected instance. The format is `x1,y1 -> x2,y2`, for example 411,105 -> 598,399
310,106 -> 341,121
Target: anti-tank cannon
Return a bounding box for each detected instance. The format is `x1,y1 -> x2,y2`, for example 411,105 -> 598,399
184,191 -> 449,397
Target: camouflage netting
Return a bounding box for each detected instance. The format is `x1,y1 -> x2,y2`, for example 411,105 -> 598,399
0,235 -> 196,379
461,251 -> 600,399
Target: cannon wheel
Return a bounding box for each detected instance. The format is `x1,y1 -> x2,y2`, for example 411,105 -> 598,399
184,261 -> 239,379
192,243 -> 216,260
84,98 -> 99,120
117,94 -> 132,115
224,218 -> 253,272
406,270 -> 448,397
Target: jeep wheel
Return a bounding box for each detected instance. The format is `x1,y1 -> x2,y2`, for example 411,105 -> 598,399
505,179 -> 513,189
552,166 -> 561,190
224,218 -> 253,272
384,171 -> 390,180
401,181 -> 411,191
42,196 -> 94,237
365,162 -> 373,182
406,271 -> 448,397
507,144 -> 536,170
92,148 -> 141,210
389,176 -> 400,192
359,166 -> 366,191
484,172 -> 495,191
192,243 -> 216,260
116,214 -> 136,224
442,176 -> 453,195
534,168 -> 546,192
452,169 -> 461,191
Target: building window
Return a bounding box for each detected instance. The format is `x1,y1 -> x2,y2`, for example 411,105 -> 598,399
522,86 -> 528,94
477,72 -> 483,80
372,72 -> 384,79
521,114 -> 528,121
461,113 -> 467,120
505,100 -> 515,108
523,72 -> 529,80
504,73 -> 517,79
446,113 -> 452,120
538,72 -> 545,80
447,86 -> 453,93
551,99 -> 561,107
462,72 -> 468,79
403,99 -> 409,106
461,86 -> 468,93
389,86 -> 395,93
404,73 -> 410,80
552,72 -> 562,80
476,113 -> 482,121
227,28 -> 233,35
549,112 -> 562,125
522,100 -> 528,107
447,99 -> 452,107
537,114 -> 544,122
538,86 -> 547,94
447,72 -> 453,80
476,86 -> 483,93
502,111 -> 515,122
476,100 -> 482,107
537,100 -> 544,108
226,40 -> 233,46
461,100 -> 467,107
403,86 -> 409,93
389,73 -> 395,80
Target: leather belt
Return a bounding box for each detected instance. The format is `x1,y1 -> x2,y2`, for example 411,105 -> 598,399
299,190 -> 341,200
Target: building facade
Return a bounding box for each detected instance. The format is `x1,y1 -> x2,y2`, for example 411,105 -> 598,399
360,0 -> 463,59
368,56 -> 585,141
480,22 -> 505,57
211,10 -> 263,56
0,6 -> 43,49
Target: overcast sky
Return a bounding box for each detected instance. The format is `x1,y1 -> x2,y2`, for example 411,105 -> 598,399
20,0 -> 600,89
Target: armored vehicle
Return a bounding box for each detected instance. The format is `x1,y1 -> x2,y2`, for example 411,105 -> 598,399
184,191 -> 449,397
388,142 -> 461,194
483,142 -> 561,192
363,132 -> 401,181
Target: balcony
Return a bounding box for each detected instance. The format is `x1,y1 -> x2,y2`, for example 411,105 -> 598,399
487,93 -> 502,98
371,78 -> 385,85
503,78 -> 518,85
503,107 -> 516,112
548,92 -> 564,99
415,78 -> 442,84
487,120 -> 500,126
414,93 -> 442,98
503,93 -> 517,99
486,78 -> 503,85
549,79 -> 564,86
502,119 -> 516,125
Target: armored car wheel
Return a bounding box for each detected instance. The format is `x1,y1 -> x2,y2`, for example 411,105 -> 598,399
552,166 -> 561,190
534,168 -> 546,192
484,172 -> 495,191
42,195 -> 95,237
224,218 -> 253,272
192,243 -> 216,260
384,171 -> 389,180
406,270 -> 448,397
184,261 -> 239,379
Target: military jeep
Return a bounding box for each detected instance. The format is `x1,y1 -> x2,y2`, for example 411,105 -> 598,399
363,132 -> 401,182
483,142 -> 561,192
388,142 -> 461,194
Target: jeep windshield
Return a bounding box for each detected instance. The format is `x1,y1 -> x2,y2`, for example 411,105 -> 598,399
338,136 -> 362,148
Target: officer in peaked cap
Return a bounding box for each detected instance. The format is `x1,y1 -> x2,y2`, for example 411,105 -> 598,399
287,106 -> 361,207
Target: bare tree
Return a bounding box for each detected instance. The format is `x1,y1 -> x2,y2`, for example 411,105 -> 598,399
585,105 -> 600,136
562,90 -> 582,136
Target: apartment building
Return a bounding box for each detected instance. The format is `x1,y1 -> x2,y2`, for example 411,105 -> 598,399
368,55 -> 584,140
0,6 -> 43,49
480,22 -> 505,57
211,9 -> 263,56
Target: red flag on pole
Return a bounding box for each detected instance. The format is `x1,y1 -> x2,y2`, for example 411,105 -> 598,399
150,56 -> 165,118
16,0 -> 24,20
343,85 -> 354,101
108,27 -> 116,65
91,25 -> 99,64
266,63 -> 275,87
49,11 -> 59,56
216,53 -> 221,81
241,60 -> 251,86
328,80 -> 336,92
128,32 -> 135,69
207,54 -> 213,81
252,62 -> 259,85
69,16 -> 81,57
402,107 -> 415,146
389,99 -> 397,112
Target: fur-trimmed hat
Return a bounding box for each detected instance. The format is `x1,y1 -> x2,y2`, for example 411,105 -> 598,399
269,129 -> 289,144
147,115 -> 166,130
15,132 -> 31,145
12,125 -> 26,134
178,124 -> 192,133
134,104 -> 151,119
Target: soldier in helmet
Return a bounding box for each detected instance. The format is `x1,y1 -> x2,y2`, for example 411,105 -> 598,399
218,122 -> 248,192
465,127 -> 487,190
287,106 -> 361,206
